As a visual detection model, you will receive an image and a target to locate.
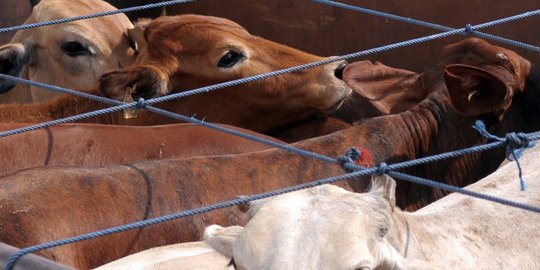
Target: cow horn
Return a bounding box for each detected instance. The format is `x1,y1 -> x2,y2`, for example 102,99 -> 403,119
467,90 -> 479,102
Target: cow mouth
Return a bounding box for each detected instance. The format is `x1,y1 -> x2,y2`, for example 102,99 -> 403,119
322,97 -> 346,114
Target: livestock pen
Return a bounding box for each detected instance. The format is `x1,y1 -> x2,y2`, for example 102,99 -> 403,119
0,1 -> 539,269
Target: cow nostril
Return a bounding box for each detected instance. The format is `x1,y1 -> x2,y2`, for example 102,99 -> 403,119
334,62 -> 347,80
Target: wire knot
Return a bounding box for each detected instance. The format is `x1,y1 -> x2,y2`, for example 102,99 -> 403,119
135,98 -> 147,109
375,162 -> 389,176
337,147 -> 363,173
473,120 -> 535,190
504,132 -> 532,160
465,23 -> 474,33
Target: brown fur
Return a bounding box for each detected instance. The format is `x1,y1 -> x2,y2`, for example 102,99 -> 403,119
0,122 -> 282,176
0,14 -> 351,139
1,38 -> 539,269
97,14 -> 351,134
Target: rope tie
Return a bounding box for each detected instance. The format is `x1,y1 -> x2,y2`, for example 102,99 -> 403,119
465,23 -> 474,33
376,162 -> 389,175
473,120 -> 535,190
135,98 -> 147,109
337,147 -> 362,172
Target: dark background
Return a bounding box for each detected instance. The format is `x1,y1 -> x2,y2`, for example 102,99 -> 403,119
1,0 -> 539,72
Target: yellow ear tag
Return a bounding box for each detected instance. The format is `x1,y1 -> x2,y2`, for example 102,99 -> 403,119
123,85 -> 139,119
467,90 -> 479,102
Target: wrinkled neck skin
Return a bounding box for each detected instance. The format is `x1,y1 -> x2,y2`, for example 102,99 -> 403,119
315,65 -> 531,210
0,93 -> 132,124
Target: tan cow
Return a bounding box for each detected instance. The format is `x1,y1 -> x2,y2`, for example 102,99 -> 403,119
206,144 -> 540,269
93,241 -> 232,270
0,14 -> 351,135
0,0 -> 137,103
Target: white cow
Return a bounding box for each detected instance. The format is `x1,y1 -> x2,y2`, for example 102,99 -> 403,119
0,0 -> 136,103
205,145 -> 540,269
93,241 -> 233,270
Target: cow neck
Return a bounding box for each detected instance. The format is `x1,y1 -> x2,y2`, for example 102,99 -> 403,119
386,209 -> 413,259
387,209 -> 442,261
339,63 -> 509,209
0,93 -> 118,124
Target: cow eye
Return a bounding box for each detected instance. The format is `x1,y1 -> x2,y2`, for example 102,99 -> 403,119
61,41 -> 92,57
218,51 -> 244,68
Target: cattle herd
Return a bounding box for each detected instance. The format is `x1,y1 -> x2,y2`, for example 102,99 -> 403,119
0,0 -> 538,269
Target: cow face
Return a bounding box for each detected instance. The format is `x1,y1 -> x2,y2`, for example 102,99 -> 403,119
100,15 -> 352,132
443,38 -> 532,121
0,0 -> 137,102
204,180 -> 437,270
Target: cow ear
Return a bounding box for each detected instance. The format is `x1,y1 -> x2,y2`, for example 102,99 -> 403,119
236,195 -> 250,213
204,225 -> 244,258
127,22 -> 148,54
0,43 -> 30,93
445,64 -> 511,119
369,174 -> 396,209
99,66 -> 168,101
343,61 -> 425,115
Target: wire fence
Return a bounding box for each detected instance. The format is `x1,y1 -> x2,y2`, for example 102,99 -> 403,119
1,0 -> 539,269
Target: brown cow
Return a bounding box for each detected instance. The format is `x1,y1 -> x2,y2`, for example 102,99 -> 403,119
1,38 -> 539,269
0,15 -> 351,135
0,0 -> 137,103
0,122 -> 282,176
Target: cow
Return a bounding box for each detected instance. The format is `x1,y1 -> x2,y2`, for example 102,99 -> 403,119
0,14 -> 352,135
93,241 -> 232,270
0,122 -> 282,176
1,38 -> 539,268
0,0 -> 137,103
205,144 -> 540,269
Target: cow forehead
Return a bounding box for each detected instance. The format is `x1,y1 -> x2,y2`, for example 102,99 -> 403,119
245,187 -> 390,243
234,186 -> 392,269
29,0 -> 133,35
442,38 -> 527,67
144,15 -> 250,49
16,0 -> 133,53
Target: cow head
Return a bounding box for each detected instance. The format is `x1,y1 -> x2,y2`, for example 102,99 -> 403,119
0,0 -> 137,102
204,180 -> 442,270
99,15 -> 351,132
443,38 -> 532,121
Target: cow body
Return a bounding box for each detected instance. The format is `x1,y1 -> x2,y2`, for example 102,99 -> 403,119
205,145 -> 540,269
1,38 -> 539,268
0,122 -> 281,176
0,0 -> 136,103
93,241 -> 232,270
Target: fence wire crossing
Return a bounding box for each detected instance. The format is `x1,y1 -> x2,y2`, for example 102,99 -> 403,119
1,1 -> 540,269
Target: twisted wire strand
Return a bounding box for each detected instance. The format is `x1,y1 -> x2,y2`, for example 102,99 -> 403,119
0,0 -> 196,33
313,0 -> 540,52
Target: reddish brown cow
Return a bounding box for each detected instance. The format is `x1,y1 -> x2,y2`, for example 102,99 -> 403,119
0,122 -> 281,176
0,14 -> 351,136
1,38 -> 539,269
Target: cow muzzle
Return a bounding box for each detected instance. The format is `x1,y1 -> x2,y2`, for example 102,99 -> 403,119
334,61 -> 348,80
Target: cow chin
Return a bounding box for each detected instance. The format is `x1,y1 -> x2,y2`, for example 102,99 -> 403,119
321,84 -> 352,114
322,96 -> 347,114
